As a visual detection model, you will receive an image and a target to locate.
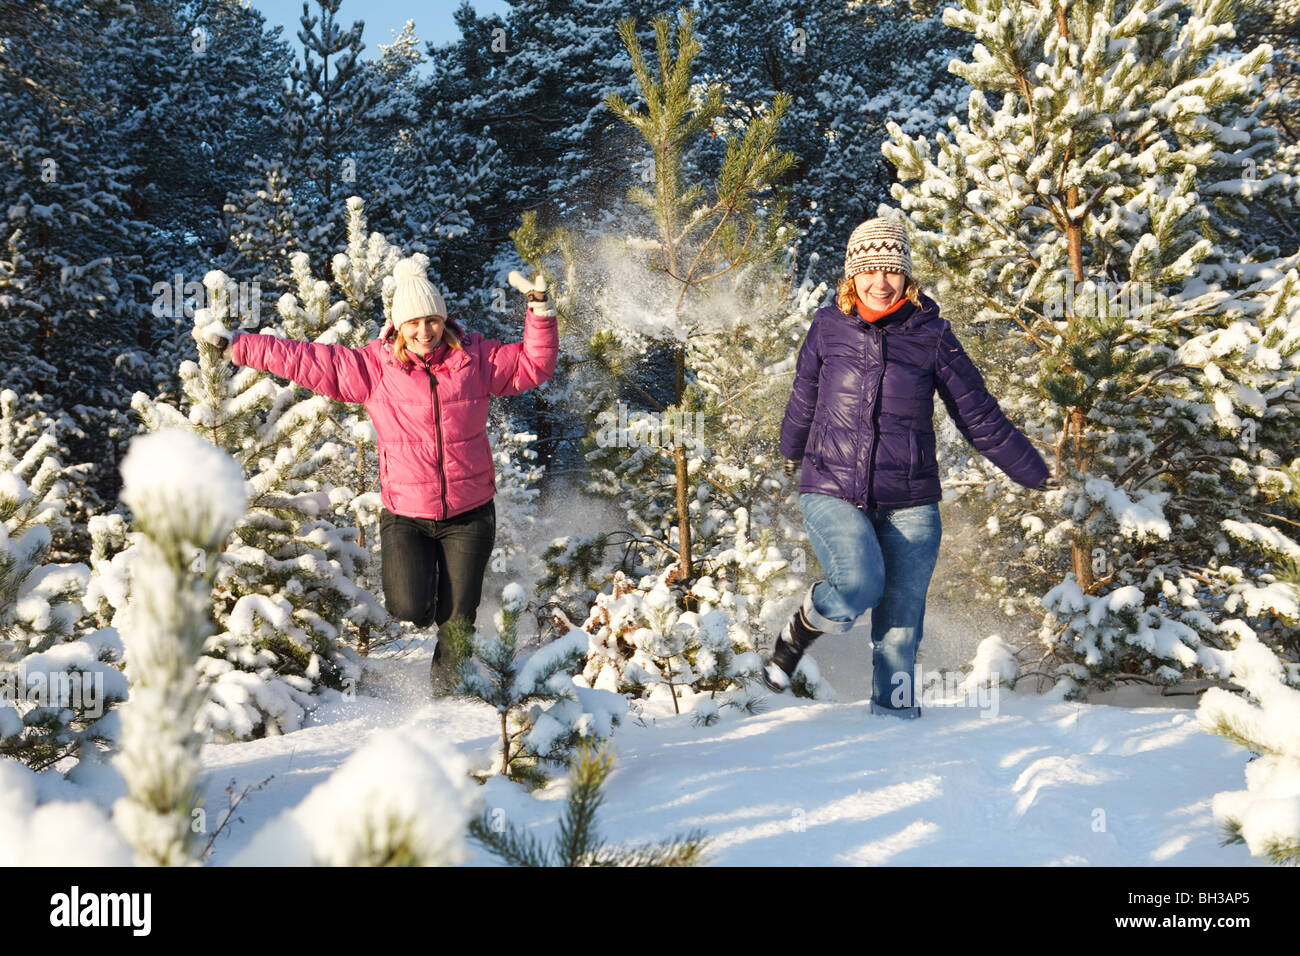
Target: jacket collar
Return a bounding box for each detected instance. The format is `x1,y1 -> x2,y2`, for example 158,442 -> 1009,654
830,294 -> 939,332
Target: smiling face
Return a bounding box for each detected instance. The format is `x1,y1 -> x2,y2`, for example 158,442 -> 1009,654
853,270 -> 907,309
399,315 -> 445,356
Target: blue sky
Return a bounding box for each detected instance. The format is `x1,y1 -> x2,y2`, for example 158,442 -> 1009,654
250,0 -> 511,69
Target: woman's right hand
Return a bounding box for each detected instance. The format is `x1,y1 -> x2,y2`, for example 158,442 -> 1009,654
507,271 -> 556,318
784,458 -> 800,479
197,324 -> 241,360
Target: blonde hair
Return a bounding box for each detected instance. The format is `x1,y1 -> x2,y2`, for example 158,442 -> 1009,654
392,318 -> 462,364
837,274 -> 923,314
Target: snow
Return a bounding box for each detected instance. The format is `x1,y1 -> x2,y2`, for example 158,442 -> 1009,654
1079,476 -> 1171,542
119,430 -> 247,540
172,682 -> 1270,866
1221,519 -> 1300,562
1088,585 -> 1144,626
962,635 -> 1020,693
230,725 -> 474,866
0,761 -> 131,866
8,618 -> 1276,868
501,582 -> 527,613
511,630 -> 587,697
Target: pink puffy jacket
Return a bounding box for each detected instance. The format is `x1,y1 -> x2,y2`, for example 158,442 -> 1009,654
231,308 -> 558,520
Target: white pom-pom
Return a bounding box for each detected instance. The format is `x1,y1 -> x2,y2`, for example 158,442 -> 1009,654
393,258 -> 426,282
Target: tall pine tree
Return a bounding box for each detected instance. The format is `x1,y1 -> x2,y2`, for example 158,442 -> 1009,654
884,0 -> 1300,689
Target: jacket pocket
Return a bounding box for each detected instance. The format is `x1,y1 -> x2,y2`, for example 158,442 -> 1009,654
806,422 -> 827,471
911,430 -> 937,479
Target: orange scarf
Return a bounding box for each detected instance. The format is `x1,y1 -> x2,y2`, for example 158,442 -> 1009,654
855,294 -> 910,323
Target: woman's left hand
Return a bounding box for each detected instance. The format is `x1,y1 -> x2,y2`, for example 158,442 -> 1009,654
508,271 -> 556,318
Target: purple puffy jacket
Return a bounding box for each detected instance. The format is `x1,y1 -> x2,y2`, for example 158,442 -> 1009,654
780,294 -> 1049,509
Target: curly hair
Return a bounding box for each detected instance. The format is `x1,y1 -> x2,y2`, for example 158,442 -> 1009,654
836,274 -> 924,314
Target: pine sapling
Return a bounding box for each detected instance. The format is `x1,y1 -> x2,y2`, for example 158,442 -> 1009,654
111,430 -> 247,866
469,742 -> 708,866
453,584 -> 618,784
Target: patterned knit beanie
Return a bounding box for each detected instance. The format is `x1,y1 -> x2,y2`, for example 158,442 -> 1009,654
391,257 -> 447,324
844,217 -> 912,280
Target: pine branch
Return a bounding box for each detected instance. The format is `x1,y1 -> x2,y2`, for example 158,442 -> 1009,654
591,831 -> 710,867
468,811 -> 552,867
472,742 -> 710,867
556,743 -> 612,866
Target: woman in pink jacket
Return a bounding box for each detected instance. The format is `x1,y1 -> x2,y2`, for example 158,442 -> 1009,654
202,258 -> 558,690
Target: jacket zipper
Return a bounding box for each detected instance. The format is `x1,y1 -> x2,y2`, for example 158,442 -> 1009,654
863,327 -> 887,508
421,357 -> 449,518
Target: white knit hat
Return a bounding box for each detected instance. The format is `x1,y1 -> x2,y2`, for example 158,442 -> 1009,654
391,257 -> 447,324
844,217 -> 912,280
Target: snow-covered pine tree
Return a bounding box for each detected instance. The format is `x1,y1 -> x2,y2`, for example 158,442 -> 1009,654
112,429 -> 246,866
469,742 -> 708,866
0,0 -> 151,511
542,219 -> 828,702
1199,623 -> 1300,864
452,584 -> 624,786
280,0 -> 381,271
271,195 -> 399,658
128,260 -> 376,739
117,0 -> 291,267
408,2 -> 513,286
222,156 -> 314,298
1236,0 -> 1300,194
598,7 -> 796,586
230,726 -> 475,866
454,0 -> 678,229
1197,449 -> 1300,864
485,409 -> 545,589
322,19 -> 421,248
0,391 -> 125,770
516,24 -> 830,698
884,0 -> 1300,691
691,0 -> 970,290
350,18 -> 496,267
569,569 -> 771,717
1229,0 -> 1300,295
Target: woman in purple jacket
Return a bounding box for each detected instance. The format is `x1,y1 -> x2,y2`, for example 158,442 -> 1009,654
763,216 -> 1053,717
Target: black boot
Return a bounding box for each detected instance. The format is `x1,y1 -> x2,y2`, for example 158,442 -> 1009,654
762,605 -> 823,693
429,634 -> 460,697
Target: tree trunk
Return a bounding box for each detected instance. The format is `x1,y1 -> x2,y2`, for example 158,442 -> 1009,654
673,346 -> 692,584
500,713 -> 510,777
1069,406 -> 1095,593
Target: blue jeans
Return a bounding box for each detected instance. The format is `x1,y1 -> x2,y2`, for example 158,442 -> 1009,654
799,493 -> 942,719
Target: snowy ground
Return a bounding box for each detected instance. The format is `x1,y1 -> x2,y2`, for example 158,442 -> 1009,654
38,482 -> 1259,867
33,607 -> 1257,867
172,642 -> 1254,867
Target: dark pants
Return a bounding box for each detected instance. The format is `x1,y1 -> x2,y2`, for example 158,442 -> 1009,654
379,500 -> 496,650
